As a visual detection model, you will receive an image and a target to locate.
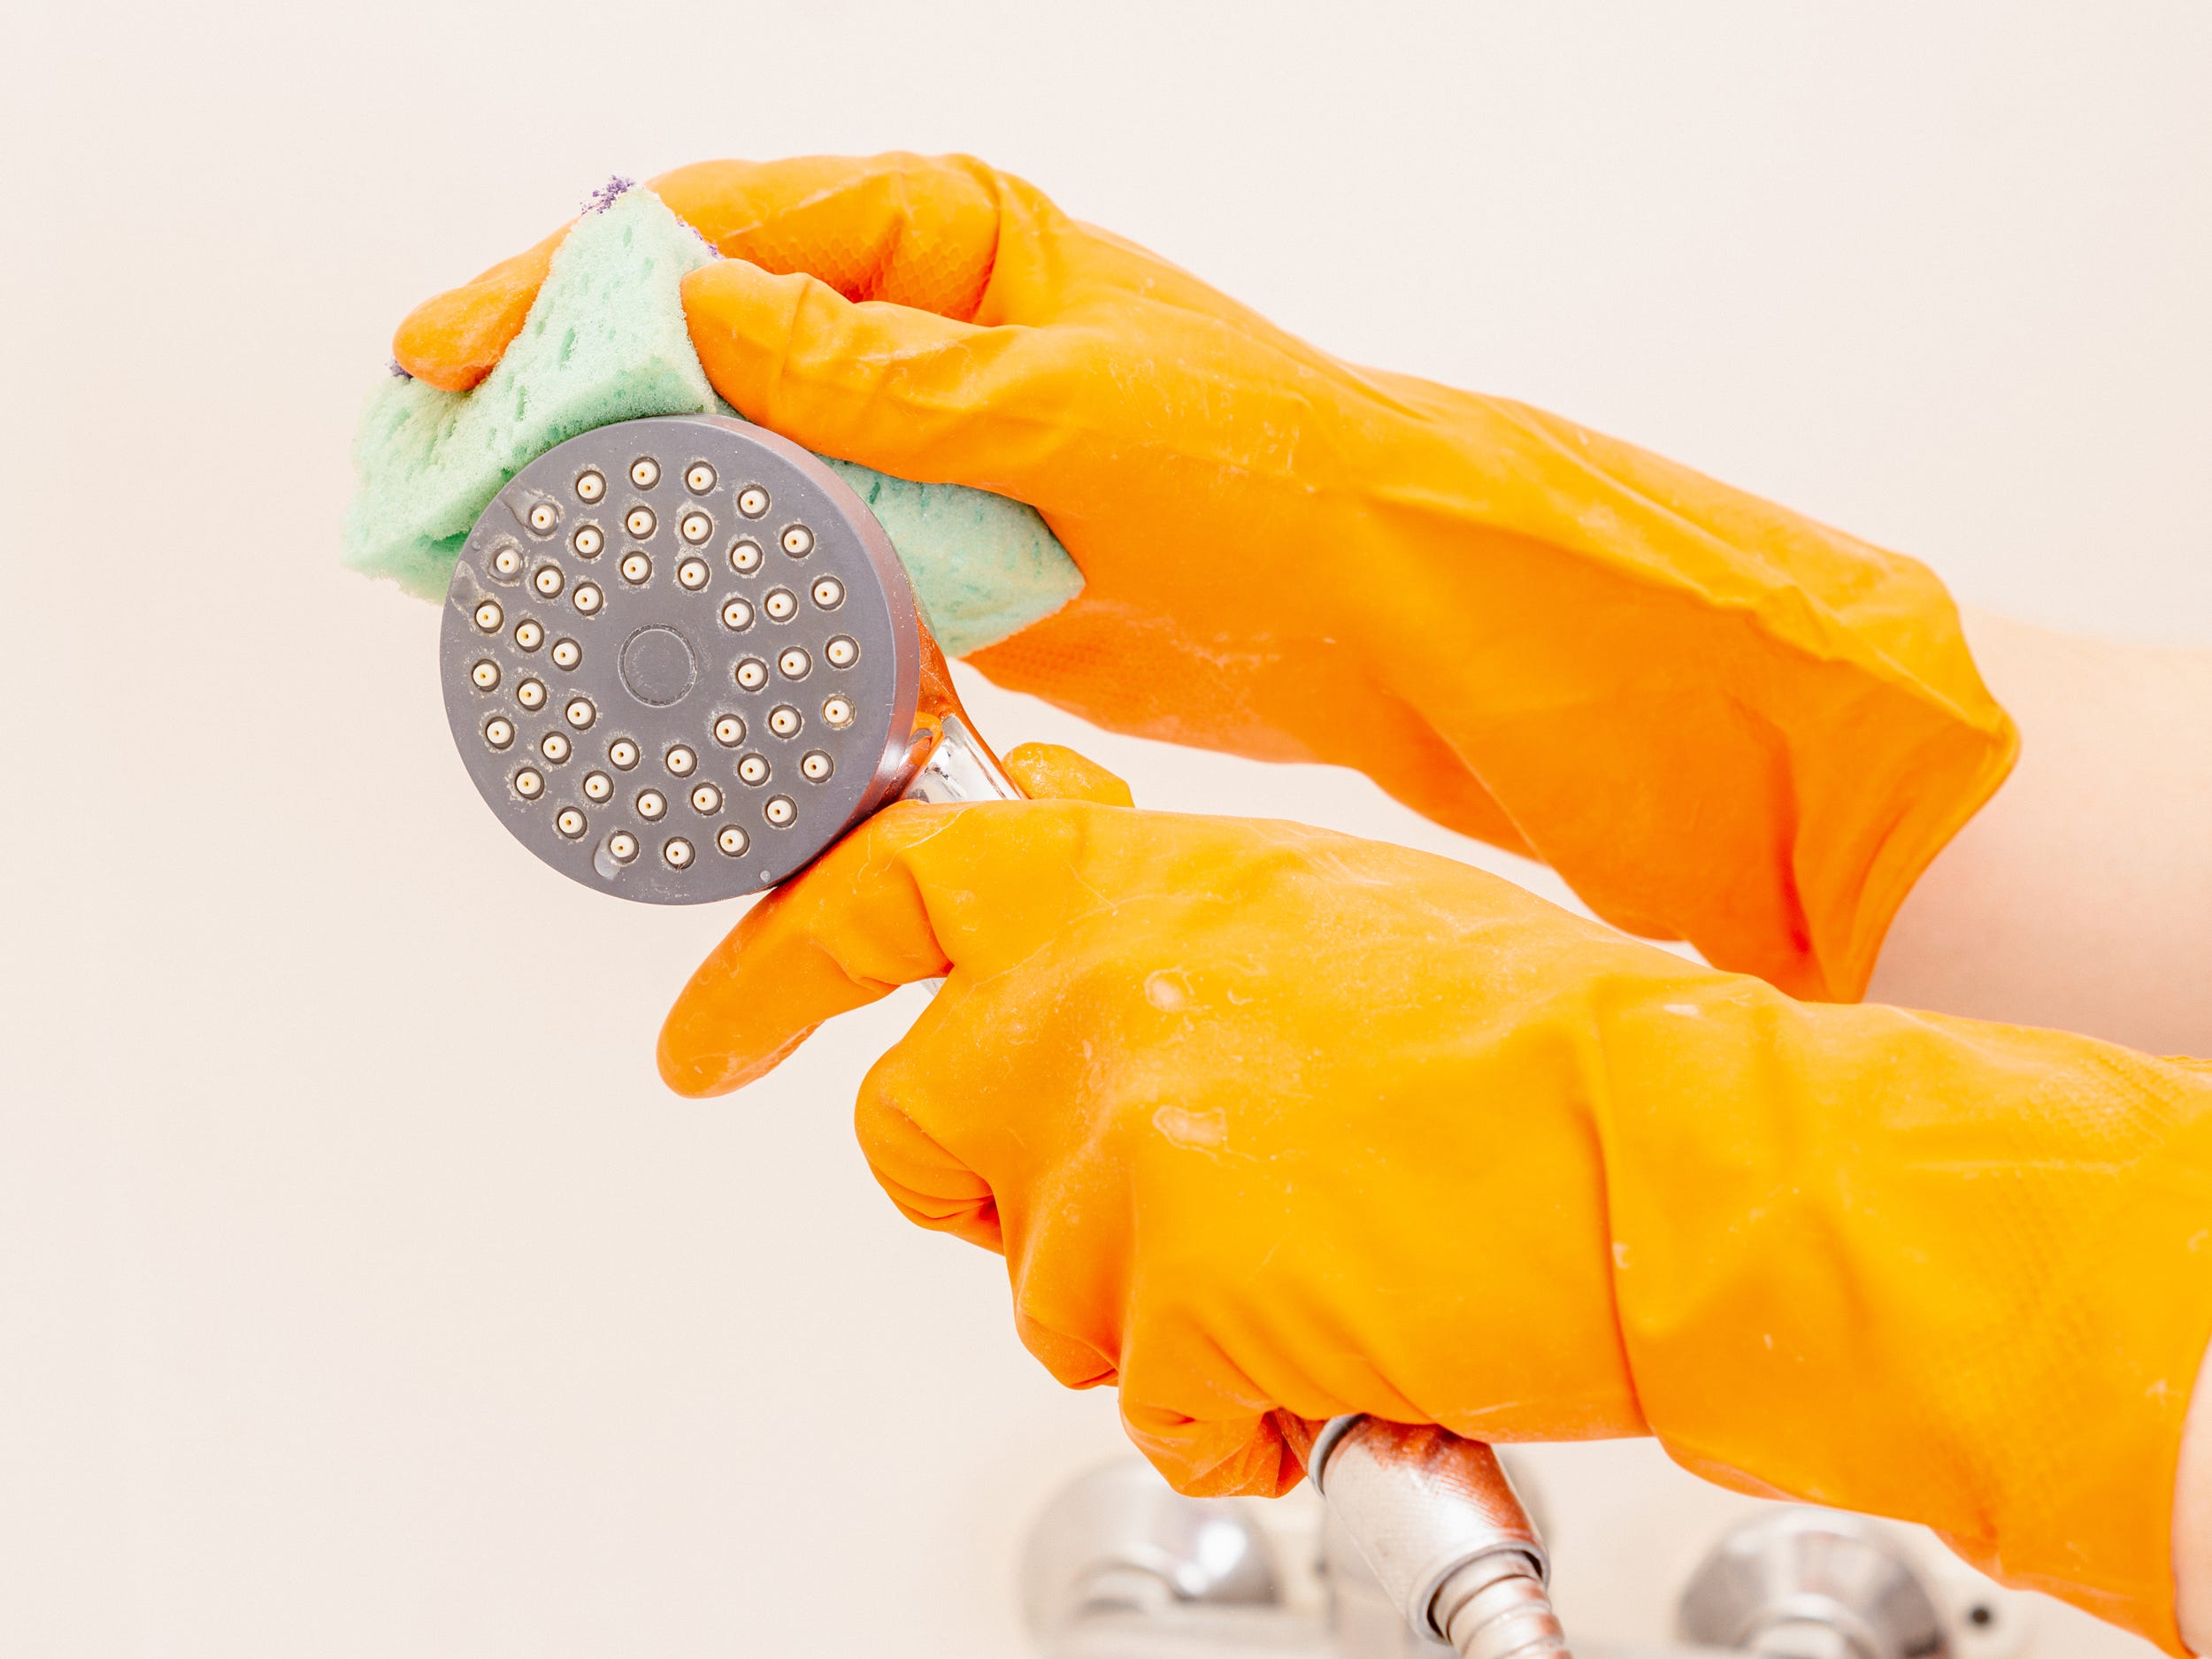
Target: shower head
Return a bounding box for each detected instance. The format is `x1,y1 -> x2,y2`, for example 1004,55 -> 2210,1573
440,414 -> 1012,903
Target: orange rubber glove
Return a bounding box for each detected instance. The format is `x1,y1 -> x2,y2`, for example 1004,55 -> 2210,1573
661,789 -> 2212,1652
394,154 -> 2016,1002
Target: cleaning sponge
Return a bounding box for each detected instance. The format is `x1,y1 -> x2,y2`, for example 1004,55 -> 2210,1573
341,185 -> 1082,657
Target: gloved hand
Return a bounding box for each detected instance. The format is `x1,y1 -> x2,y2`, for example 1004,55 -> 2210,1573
394,153 -> 2016,1002
661,789 -> 2212,1653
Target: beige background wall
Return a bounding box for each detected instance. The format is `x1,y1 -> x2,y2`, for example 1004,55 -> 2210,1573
4,3 -> 2207,1655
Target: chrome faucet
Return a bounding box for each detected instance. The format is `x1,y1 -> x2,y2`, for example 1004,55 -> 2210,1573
1022,1451 -> 1966,1659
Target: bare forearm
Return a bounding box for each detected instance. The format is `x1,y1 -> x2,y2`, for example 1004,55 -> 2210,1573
1868,610 -> 2212,1057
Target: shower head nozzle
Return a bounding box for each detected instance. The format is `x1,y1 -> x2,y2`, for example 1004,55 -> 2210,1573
441,415 -> 937,904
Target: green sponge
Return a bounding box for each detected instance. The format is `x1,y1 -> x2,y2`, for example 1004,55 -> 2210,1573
341,185 -> 1082,657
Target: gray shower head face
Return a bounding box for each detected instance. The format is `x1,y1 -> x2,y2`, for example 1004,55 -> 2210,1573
441,415 -> 924,904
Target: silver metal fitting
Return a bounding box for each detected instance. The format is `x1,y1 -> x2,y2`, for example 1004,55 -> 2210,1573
1021,1460 -> 1284,1644
902,712 -> 1023,804
1676,1507 -> 1951,1659
1310,1417 -> 1570,1659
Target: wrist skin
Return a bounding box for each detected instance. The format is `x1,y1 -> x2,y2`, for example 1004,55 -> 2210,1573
2179,1379 -> 2212,1652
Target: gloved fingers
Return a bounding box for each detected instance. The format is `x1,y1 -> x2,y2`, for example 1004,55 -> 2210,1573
651,153 -> 1008,319
858,1016 -> 1189,1406
1121,1400 -> 1314,1498
656,803 -> 955,1097
1010,1305 -> 1120,1393
999,741 -> 1133,805
680,256 -> 1097,500
390,152 -> 1031,392
392,223 -> 569,391
852,1007 -> 1138,1390
852,1071 -> 1002,1248
657,747 -> 1131,1096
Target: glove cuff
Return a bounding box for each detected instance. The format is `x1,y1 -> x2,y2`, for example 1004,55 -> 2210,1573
1603,987 -> 2212,1651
